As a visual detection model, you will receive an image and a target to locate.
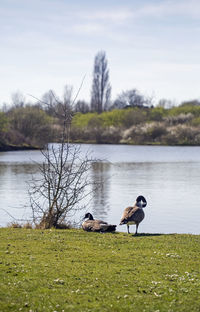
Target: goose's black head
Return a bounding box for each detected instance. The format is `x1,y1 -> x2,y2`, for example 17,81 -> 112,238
84,212 -> 94,220
136,195 -> 147,208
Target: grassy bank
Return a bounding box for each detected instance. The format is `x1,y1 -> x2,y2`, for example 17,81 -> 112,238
0,229 -> 200,312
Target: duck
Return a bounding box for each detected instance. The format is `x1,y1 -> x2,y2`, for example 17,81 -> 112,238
82,213 -> 116,232
119,195 -> 147,234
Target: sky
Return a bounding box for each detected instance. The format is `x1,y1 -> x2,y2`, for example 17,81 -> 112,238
0,0 -> 200,107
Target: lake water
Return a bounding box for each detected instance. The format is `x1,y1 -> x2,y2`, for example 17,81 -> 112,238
0,144 -> 200,234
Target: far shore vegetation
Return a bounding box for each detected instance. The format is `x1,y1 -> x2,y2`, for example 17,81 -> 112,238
1,98 -> 200,150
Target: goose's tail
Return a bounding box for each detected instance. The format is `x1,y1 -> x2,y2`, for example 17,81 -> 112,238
101,224 -> 116,232
119,219 -> 127,225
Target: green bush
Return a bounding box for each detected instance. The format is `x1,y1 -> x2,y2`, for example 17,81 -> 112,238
122,108 -> 147,127
168,104 -> 200,117
99,109 -> 126,127
147,107 -> 166,121
0,112 -> 9,133
0,112 -> 9,145
8,105 -> 53,145
72,110 -> 126,128
72,112 -> 98,128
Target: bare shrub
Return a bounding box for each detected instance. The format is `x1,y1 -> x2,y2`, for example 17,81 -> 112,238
23,222 -> 33,229
100,126 -> 122,144
7,222 -> 22,228
122,125 -> 145,144
4,129 -> 27,146
122,123 -> 167,144
70,127 -> 93,142
194,133 -> 200,145
191,117 -> 200,127
163,125 -> 200,145
146,124 -> 167,141
29,87 -> 96,229
29,143 -> 94,229
162,132 -> 179,145
174,125 -> 200,145
164,113 -> 194,126
87,116 -> 103,143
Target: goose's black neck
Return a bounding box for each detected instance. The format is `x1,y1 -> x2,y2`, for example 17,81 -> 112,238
84,213 -> 94,220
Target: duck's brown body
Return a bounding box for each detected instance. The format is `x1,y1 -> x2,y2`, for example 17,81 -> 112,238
120,195 -> 147,234
82,213 -> 116,232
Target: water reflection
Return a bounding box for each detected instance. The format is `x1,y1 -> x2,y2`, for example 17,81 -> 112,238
1,145 -> 200,233
90,162 -> 111,220
0,164 -> 36,226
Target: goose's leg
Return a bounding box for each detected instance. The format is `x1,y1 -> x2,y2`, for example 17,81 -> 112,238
127,224 -> 130,234
135,223 -> 139,235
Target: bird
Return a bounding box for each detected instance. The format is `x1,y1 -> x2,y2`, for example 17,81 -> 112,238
119,195 -> 147,234
82,212 -> 116,232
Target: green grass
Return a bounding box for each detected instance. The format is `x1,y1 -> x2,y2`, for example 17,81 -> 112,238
0,229 -> 200,312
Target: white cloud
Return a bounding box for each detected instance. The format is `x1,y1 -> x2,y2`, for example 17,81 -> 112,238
72,23 -> 106,35
135,0 -> 200,19
80,8 -> 133,22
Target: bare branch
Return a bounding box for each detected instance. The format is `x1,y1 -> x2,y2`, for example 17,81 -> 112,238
28,86 -> 97,229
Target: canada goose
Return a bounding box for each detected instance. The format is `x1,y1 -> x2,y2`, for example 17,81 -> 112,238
82,213 -> 116,232
119,195 -> 147,234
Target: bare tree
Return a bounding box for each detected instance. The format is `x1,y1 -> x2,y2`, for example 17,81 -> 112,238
158,98 -> 175,108
74,100 -> 90,113
91,51 -> 111,113
29,86 -> 96,229
112,89 -> 151,109
42,89 -> 58,115
11,91 -> 26,108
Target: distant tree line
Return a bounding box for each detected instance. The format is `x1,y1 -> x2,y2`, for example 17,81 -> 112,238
1,96 -> 200,148
1,50 -> 200,148
1,50 -> 175,115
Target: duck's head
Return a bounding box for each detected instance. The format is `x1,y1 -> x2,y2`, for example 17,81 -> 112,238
84,212 -> 94,220
136,195 -> 147,208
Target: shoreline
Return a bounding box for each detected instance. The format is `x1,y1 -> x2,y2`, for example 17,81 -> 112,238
0,143 -> 39,152
1,141 -> 200,152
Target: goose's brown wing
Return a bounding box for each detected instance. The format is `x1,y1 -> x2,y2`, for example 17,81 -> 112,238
82,220 -> 104,232
120,206 -> 141,224
82,220 -> 116,232
95,220 -> 108,225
